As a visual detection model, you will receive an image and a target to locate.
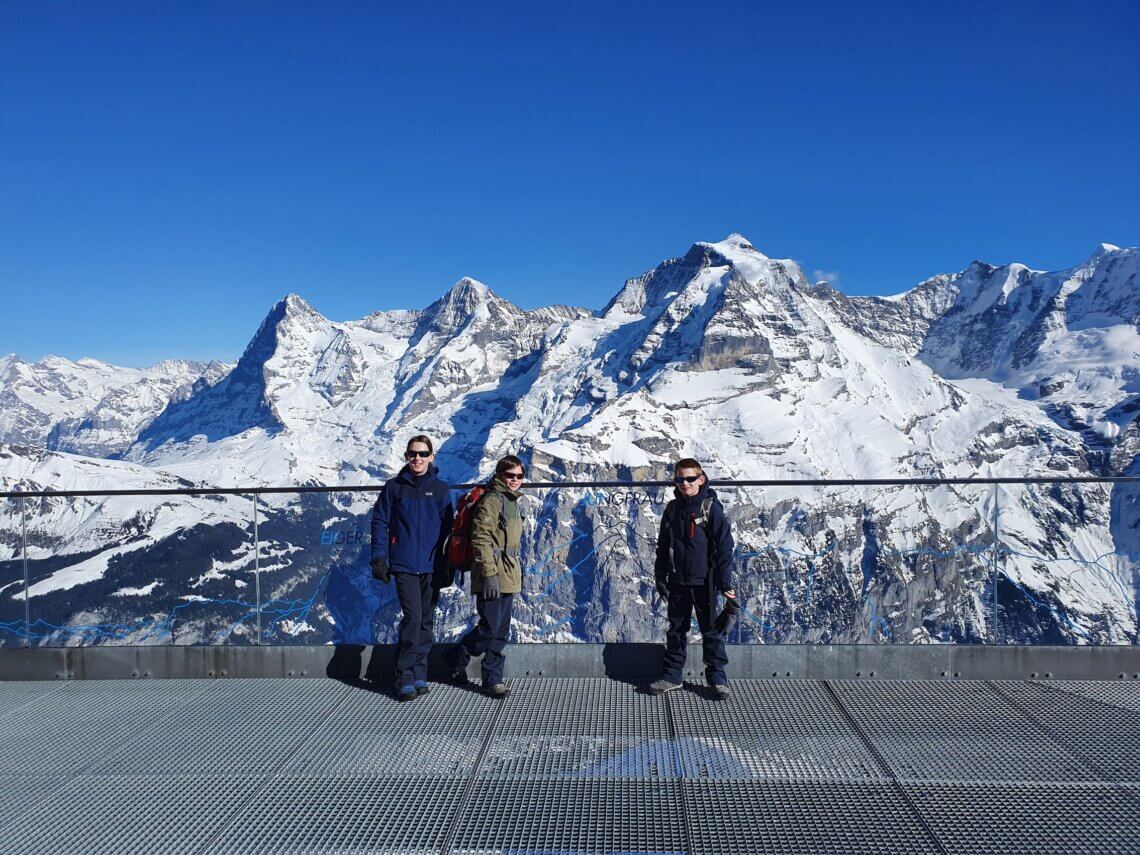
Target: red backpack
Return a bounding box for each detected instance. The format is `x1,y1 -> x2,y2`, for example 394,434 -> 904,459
446,485 -> 489,577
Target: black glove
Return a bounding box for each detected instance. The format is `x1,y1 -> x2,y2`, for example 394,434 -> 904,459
432,560 -> 455,591
714,594 -> 740,635
481,573 -> 501,601
370,558 -> 390,584
655,578 -> 670,600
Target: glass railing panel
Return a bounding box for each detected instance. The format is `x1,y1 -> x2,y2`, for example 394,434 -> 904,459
260,488 -> 479,647
720,484 -> 995,646
647,483 -> 999,646
847,482 -> 997,646
512,484 -> 669,644
1,477 -> 1132,648
0,498 -> 29,648
254,490 -> 435,647
993,482 -> 1138,645
254,490 -> 357,645
24,492 -> 256,646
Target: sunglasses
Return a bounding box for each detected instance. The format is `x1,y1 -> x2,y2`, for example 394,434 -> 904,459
405,450 -> 432,459
501,471 -> 525,480
673,474 -> 702,484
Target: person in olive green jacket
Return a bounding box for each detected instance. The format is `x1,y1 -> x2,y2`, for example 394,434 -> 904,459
449,455 -> 525,697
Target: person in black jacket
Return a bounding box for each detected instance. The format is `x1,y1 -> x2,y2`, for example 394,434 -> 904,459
650,458 -> 736,699
370,435 -> 455,701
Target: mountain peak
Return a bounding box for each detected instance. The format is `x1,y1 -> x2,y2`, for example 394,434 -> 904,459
696,233 -> 768,260
1084,242 -> 1123,266
443,276 -> 490,303
279,293 -> 318,316
690,232 -> 781,289
415,276 -> 503,337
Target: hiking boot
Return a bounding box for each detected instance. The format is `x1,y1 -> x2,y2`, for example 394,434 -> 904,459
414,681 -> 430,696
448,669 -> 471,686
710,683 -> 731,700
649,679 -> 682,695
397,685 -> 418,702
483,682 -> 510,698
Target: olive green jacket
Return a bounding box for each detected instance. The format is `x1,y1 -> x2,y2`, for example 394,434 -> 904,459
470,476 -> 524,595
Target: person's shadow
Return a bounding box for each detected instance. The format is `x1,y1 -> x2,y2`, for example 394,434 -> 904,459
327,641 -> 489,696
326,643 -> 366,687
325,643 -> 396,692
604,642 -> 662,693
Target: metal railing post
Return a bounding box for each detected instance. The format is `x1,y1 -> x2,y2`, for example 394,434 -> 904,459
736,580 -> 743,645
253,495 -> 261,645
21,496 -> 30,648
991,483 -> 1000,644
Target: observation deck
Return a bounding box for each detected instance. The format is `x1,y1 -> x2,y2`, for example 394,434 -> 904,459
2,475 -> 1139,851
2,674 -> 1138,854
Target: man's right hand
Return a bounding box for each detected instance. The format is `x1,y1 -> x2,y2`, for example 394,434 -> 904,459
482,573 -> 501,601
370,558 -> 390,584
655,578 -> 670,600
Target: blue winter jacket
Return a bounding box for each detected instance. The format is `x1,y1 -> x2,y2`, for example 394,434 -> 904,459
654,486 -> 735,590
371,465 -> 455,577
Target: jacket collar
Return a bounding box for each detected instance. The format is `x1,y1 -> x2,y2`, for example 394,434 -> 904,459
489,475 -> 521,499
673,482 -> 711,506
396,463 -> 439,487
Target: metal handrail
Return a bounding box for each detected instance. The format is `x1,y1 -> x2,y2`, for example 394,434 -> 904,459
4,474 -> 1139,499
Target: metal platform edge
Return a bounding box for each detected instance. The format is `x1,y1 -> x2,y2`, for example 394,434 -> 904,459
2,643 -> 1139,682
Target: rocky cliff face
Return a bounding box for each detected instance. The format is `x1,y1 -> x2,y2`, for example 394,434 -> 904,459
2,236 -> 1136,647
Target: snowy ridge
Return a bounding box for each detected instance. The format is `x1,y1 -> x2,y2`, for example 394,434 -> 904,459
0,354 -> 227,456
1,235 -> 1137,646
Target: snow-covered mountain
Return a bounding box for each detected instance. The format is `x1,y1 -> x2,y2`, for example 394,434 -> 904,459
0,354 -> 230,457
2,234 -> 1136,647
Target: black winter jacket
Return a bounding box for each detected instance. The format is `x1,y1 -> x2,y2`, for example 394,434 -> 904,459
654,486 -> 734,591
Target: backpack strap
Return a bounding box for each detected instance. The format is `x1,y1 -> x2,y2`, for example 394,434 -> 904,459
699,497 -> 713,530
700,496 -> 717,576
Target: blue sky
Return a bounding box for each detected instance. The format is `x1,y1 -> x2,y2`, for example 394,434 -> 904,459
2,1 -> 1137,366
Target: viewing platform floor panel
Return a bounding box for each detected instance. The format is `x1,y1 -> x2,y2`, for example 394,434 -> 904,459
1,676 -> 1138,854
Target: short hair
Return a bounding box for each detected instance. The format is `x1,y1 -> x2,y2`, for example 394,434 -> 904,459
496,455 -> 525,476
406,434 -> 434,455
675,457 -> 703,473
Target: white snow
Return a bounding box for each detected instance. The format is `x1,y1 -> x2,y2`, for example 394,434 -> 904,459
2,235 -> 1137,644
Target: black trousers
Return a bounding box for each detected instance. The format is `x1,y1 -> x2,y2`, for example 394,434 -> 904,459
393,572 -> 434,688
454,593 -> 514,685
662,581 -> 728,686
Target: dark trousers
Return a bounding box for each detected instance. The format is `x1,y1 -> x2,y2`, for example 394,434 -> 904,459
453,593 -> 514,686
393,572 -> 434,688
662,581 -> 728,686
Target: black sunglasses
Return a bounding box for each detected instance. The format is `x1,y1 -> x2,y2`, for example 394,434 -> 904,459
501,470 -> 525,480
673,474 -> 702,484
405,450 -> 432,459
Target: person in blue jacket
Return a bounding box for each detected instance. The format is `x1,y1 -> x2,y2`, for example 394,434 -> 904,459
370,435 -> 455,701
650,457 -> 737,699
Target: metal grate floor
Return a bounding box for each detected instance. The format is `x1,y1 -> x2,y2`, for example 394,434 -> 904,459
0,676 -> 1136,854
670,681 -> 886,782
685,780 -> 941,854
831,679 -> 1101,783
990,680 -> 1140,783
